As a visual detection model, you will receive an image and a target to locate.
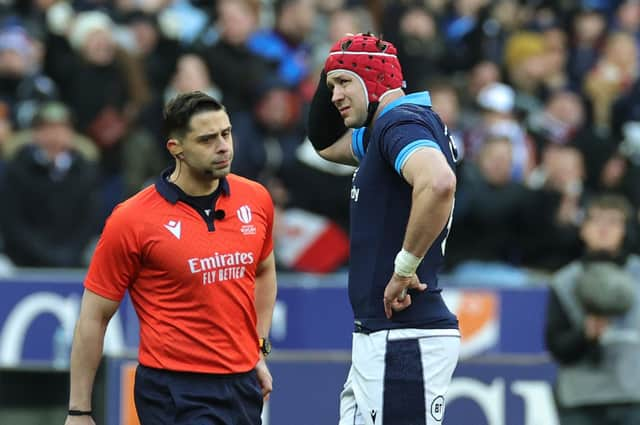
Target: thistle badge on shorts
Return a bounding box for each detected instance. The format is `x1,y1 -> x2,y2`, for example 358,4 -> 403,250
237,205 -> 256,235
430,395 -> 445,422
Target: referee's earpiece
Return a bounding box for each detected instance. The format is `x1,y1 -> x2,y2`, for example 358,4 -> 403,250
167,139 -> 184,161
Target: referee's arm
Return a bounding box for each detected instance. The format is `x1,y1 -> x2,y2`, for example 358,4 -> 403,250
67,289 -> 120,418
254,252 -> 277,340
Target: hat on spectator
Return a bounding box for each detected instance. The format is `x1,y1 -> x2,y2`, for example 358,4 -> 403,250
575,261 -> 635,316
504,32 -> 545,71
477,82 -> 515,114
69,11 -> 113,50
0,27 -> 33,57
32,101 -> 72,126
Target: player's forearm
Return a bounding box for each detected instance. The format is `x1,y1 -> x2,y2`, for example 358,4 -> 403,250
255,256 -> 277,338
317,130 -> 359,166
402,174 -> 455,258
68,315 -> 108,410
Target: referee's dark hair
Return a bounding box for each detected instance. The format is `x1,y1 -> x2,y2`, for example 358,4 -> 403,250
163,91 -> 225,140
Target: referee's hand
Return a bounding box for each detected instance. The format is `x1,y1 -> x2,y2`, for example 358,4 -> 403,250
255,358 -> 273,401
383,274 -> 427,319
64,415 -> 95,425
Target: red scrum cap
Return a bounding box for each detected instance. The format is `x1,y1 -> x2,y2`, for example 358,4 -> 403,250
324,33 -> 404,105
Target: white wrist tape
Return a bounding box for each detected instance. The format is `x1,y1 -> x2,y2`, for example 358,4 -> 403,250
394,249 -> 423,277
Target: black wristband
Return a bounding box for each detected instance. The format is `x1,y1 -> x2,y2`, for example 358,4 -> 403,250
68,409 -> 92,416
307,70 -> 347,151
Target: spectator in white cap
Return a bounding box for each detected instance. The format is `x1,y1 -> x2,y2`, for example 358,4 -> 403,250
68,10 -> 115,66
56,9 -> 158,199
463,81 -> 535,181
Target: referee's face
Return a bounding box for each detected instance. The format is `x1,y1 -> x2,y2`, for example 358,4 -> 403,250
327,71 -> 368,128
181,109 -> 234,180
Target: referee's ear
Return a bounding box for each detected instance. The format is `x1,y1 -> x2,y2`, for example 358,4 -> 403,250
167,138 -> 182,159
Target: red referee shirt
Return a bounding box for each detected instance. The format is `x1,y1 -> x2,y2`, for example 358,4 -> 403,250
84,171 -> 274,374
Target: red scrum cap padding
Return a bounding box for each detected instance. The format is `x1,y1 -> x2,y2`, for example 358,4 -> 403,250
324,33 -> 404,104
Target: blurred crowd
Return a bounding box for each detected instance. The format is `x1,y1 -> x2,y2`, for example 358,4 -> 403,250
1,0 -> 640,282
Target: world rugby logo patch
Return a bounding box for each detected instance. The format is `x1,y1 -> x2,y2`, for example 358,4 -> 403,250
237,205 -> 252,224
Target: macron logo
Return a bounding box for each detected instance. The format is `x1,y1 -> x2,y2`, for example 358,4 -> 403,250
164,220 -> 181,240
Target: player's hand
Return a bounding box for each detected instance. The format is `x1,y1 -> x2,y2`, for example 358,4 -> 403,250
383,273 -> 427,319
64,415 -> 96,425
255,357 -> 273,401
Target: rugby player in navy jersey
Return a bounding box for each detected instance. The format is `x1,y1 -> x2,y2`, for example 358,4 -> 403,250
307,33 -> 460,425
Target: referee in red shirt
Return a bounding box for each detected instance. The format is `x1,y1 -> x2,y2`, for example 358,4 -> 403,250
65,92 -> 277,425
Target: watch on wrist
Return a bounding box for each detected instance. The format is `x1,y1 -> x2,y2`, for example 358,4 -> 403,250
259,337 -> 271,357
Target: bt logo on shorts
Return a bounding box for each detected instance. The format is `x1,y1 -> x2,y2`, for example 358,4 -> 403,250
430,395 -> 445,422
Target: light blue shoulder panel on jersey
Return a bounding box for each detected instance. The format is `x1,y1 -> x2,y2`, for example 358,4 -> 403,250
351,127 -> 366,162
380,91 -> 442,174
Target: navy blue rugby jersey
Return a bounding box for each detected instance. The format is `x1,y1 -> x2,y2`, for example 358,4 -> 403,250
348,91 -> 459,332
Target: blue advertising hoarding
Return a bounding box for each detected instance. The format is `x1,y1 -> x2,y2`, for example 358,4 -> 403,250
0,273 -> 557,424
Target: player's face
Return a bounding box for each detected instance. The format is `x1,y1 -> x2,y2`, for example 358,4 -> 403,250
327,71 -> 368,127
182,109 -> 234,180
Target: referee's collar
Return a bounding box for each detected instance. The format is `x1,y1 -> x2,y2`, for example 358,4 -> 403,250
155,167 -> 230,204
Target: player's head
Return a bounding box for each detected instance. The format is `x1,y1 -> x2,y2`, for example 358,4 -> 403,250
324,33 -> 404,127
164,91 -> 233,179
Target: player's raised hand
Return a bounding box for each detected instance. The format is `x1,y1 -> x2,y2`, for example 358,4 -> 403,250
383,274 -> 427,318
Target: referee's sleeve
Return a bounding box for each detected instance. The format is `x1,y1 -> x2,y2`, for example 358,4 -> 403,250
84,205 -> 141,301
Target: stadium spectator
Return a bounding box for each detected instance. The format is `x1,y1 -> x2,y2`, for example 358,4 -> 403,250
231,77 -> 305,185
567,6 -> 608,90
247,0 -> 316,88
584,31 -> 638,132
464,81 -> 535,181
546,193 -> 640,425
393,6 -> 445,92
197,0 -> 273,114
447,135 -> 534,276
118,10 -> 182,98
524,142 -> 588,270
0,101 -> 101,267
0,23 -> 59,129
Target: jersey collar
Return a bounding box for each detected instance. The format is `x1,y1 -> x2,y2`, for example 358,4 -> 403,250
378,91 -> 432,119
155,167 -> 230,204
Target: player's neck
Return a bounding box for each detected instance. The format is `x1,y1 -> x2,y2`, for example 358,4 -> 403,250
371,89 -> 405,125
169,167 -> 220,196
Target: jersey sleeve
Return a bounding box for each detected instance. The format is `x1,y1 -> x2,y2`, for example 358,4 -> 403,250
351,127 -> 367,162
84,204 -> 142,301
258,186 -> 275,261
380,121 -> 443,175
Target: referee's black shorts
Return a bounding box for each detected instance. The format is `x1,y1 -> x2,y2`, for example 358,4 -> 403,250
134,364 -> 263,425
